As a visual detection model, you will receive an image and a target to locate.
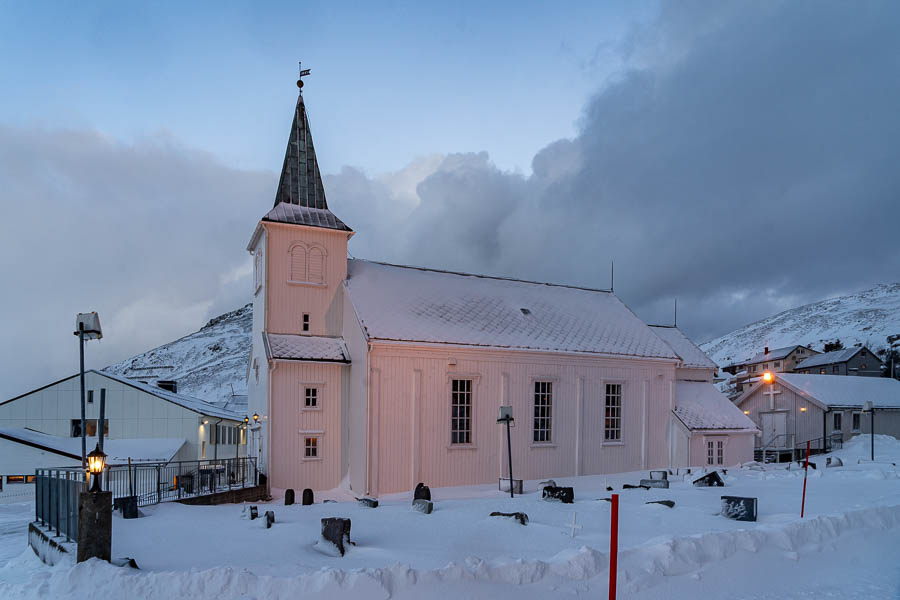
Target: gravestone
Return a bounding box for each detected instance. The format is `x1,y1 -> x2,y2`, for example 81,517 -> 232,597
302,488 -> 314,506
542,486 -> 574,504
285,488 -> 295,506
358,497 -> 378,508
320,517 -> 352,556
115,495 -> 138,519
111,557 -> 139,569
646,500 -> 675,508
796,460 -> 817,469
826,457 -> 843,468
490,511 -> 529,525
640,479 -> 669,489
499,478 -> 523,494
720,496 -> 757,522
414,483 -> 431,501
692,471 -> 725,487
323,499 -> 337,503
623,483 -> 649,490
650,471 -> 668,480
412,498 -> 433,514
539,479 -> 557,489
265,510 -> 275,529
249,506 -> 258,520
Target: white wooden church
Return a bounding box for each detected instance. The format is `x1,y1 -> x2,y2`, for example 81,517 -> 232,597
245,75 -> 757,497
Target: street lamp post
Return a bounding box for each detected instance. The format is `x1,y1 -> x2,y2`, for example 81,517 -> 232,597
864,400 -> 874,461
497,406 -> 515,498
74,313 -> 102,469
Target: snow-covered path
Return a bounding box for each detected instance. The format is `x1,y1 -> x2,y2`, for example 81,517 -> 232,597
1,436 -> 898,599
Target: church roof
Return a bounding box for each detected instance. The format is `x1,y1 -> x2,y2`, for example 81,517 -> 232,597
345,259 -> 680,360
263,333 -> 350,363
263,89 -> 352,232
649,325 -> 717,370
673,382 -> 757,431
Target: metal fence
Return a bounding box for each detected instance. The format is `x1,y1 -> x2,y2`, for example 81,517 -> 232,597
34,457 -> 258,542
104,457 -> 259,507
35,469 -> 85,542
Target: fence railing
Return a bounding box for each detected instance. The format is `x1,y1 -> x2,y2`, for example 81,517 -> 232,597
34,457 -> 258,542
35,469 -> 85,542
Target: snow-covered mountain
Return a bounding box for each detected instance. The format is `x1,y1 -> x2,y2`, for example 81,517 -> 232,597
104,303 -> 251,405
701,283 -> 900,367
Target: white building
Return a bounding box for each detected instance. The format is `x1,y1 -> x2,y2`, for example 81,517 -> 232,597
0,370 -> 247,487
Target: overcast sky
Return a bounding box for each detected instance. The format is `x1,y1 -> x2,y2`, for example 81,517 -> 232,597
1,1 -> 898,400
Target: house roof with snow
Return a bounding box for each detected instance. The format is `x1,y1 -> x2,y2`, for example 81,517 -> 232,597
649,326 -> 717,369
794,346 -> 878,370
734,345 -> 813,366
1,370 -> 243,421
673,382 -> 758,431
737,373 -> 900,409
0,428 -> 186,465
345,259 -> 680,360
263,333 -> 350,363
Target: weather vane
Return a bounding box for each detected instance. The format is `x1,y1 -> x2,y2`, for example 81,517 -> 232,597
297,61 -> 311,91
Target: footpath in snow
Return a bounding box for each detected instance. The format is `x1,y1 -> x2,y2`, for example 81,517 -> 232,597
0,435 -> 899,599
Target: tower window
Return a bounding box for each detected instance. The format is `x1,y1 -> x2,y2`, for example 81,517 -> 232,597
304,437 -> 319,458
304,387 -> 318,408
302,314 -> 310,332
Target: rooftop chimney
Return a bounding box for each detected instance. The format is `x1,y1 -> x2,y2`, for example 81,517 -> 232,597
157,380 -> 177,394
764,346 -> 769,355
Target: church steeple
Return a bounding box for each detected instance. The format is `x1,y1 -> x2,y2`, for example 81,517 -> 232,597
263,64 -> 352,232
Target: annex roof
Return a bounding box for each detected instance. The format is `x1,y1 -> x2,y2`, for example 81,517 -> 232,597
673,382 -> 758,431
794,347 -> 870,370
0,428 -> 186,465
649,326 -> 717,369
770,373 -> 900,409
263,333 -> 350,363
345,259 -> 679,361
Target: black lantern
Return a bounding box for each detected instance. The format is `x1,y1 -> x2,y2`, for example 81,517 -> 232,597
252,413 -> 259,423
87,443 -> 107,493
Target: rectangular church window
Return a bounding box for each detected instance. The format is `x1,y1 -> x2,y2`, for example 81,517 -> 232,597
304,437 -> 318,458
450,379 -> 472,445
605,383 -> 622,441
305,387 -> 318,408
533,381 -> 553,443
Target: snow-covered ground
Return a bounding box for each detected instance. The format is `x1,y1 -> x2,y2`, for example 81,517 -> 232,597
1,435 -> 899,599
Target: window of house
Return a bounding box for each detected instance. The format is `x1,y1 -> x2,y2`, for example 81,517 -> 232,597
450,379 -> 472,445
6,475 -> 25,484
707,440 -> 725,465
833,412 -> 842,430
833,365 -> 839,373
852,412 -> 861,432
763,363 -> 768,369
304,387 -> 318,409
71,419 -> 108,438
302,313 -> 310,332
605,383 -> 623,441
87,390 -> 94,404
774,361 -> 781,369
717,440 -> 724,464
819,368 -> 826,374
254,249 -> 263,292
860,363 -> 867,370
304,436 -> 318,458
749,365 -> 756,373
290,245 -> 307,282
533,381 -> 553,443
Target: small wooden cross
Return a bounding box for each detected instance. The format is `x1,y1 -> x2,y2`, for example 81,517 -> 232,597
567,511 -> 583,538
762,386 -> 781,410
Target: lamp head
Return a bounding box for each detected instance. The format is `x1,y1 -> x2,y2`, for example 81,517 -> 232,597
252,413 -> 259,423
762,371 -> 773,383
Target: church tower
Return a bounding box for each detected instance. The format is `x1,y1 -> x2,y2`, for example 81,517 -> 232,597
246,66 -> 353,492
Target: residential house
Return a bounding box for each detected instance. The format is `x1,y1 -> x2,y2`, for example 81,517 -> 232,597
794,346 -> 884,377
725,345 -> 819,391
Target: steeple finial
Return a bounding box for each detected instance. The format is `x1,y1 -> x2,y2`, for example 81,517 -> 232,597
297,61 -> 311,92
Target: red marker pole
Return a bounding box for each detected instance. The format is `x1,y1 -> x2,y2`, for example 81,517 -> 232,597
800,440 -> 810,518
609,493 -> 619,600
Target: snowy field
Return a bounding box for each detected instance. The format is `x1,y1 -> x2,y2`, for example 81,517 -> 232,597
1,436 -> 899,599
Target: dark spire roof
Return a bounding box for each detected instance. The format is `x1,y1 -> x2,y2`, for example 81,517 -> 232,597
265,76 -> 352,232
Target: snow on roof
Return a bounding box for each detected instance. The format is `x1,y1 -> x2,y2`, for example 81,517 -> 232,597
736,345 -> 806,366
794,347 -> 867,369
649,326 -> 717,369
263,333 -> 350,362
97,371 -> 243,421
775,373 -> 900,408
673,382 -> 758,431
0,428 -> 186,464
345,260 -> 679,360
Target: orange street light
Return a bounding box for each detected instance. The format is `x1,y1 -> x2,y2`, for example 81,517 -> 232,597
762,371 -> 773,383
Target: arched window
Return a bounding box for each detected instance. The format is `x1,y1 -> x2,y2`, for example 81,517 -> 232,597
308,246 -> 325,284
290,244 -> 307,282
